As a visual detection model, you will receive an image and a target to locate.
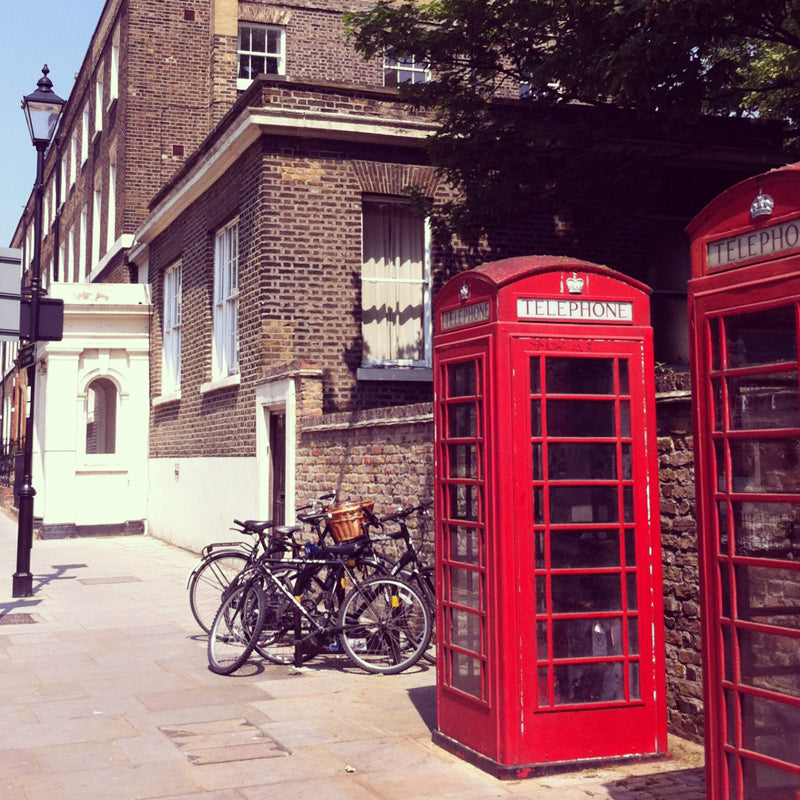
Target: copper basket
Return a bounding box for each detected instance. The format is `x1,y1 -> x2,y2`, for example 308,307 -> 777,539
327,501 -> 374,543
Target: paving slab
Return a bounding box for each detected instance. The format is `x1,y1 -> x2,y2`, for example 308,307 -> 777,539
0,511 -> 706,800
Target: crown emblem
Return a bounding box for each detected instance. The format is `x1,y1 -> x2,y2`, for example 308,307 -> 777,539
565,272 -> 584,294
459,282 -> 469,302
750,189 -> 774,220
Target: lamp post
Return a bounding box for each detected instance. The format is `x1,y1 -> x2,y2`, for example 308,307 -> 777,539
12,66 -> 65,597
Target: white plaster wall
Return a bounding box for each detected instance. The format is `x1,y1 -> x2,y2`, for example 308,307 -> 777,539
147,456 -> 258,553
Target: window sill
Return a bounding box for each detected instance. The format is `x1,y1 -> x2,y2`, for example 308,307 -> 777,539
152,391 -> 181,407
200,372 -> 241,395
357,366 -> 432,382
77,460 -> 126,474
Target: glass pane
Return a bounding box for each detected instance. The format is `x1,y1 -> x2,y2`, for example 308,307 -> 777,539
627,573 -> 638,610
742,694 -> 800,768
713,377 -> 723,431
448,525 -> 480,565
535,575 -> 547,613
741,757 -> 800,799
551,617 -> 623,658
623,485 -> 634,523
720,563 -> 731,619
449,608 -> 482,652
449,566 -> 481,609
621,443 -> 632,479
729,438 -> 800,493
450,650 -> 482,698
554,662 -> 624,704
620,401 -> 631,437
728,372 -> 799,430
448,403 -> 476,438
548,442 -> 617,479
722,625 -> 734,682
251,26 -> 266,51
86,378 -> 116,455
531,399 -> 541,436
710,317 -> 721,370
619,360 -> 629,395
535,531 -> 546,569
628,617 -> 639,655
719,500 -> 729,552
739,628 -> 800,699
448,444 -> 477,478
546,357 -> 615,395
716,438 -> 727,491
625,529 -> 636,565
533,486 -> 544,524
725,306 -> 796,368
532,442 -> 542,480
249,55 -> 265,77
547,400 -> 616,437
629,661 -> 640,700
551,574 -> 622,613
732,502 -> 800,560
549,529 -> 620,569
267,29 -> 281,52
448,483 -> 479,521
537,620 -> 548,659
549,485 -> 618,524
448,362 -> 476,397
265,56 -> 280,75
530,356 -> 540,394
735,563 -> 800,629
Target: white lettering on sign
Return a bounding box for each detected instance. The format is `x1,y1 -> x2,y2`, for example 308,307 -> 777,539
708,219 -> 800,269
441,300 -> 490,331
517,297 -> 634,323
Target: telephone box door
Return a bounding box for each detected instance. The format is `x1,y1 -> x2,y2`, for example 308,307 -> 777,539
511,337 -> 665,761
693,281 -> 800,799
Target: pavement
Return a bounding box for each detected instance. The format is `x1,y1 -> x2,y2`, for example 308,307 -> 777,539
0,509 -> 706,800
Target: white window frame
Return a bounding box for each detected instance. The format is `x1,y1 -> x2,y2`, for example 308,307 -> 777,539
69,133 -> 77,187
212,218 -> 240,380
110,27 -> 120,103
360,196 -> 432,369
237,23 -> 285,90
92,183 -> 102,268
94,69 -> 104,135
383,51 -> 430,88
80,205 -> 88,279
162,262 -> 182,396
107,156 -> 116,251
81,103 -> 90,164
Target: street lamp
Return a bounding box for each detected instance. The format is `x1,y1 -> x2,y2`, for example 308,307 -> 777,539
12,66 -> 65,597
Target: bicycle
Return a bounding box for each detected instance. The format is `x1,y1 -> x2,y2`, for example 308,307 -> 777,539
207,531 -> 431,676
187,491 -> 336,632
366,500 -> 436,663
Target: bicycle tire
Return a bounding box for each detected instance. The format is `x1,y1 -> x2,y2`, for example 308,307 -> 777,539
189,550 -> 250,633
339,575 -> 431,675
252,569 -> 316,665
207,580 -> 265,675
400,565 -> 436,665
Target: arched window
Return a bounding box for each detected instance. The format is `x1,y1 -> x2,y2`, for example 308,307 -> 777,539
86,378 -> 117,455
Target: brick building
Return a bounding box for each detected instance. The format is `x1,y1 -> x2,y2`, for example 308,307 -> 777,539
4,0 -> 789,741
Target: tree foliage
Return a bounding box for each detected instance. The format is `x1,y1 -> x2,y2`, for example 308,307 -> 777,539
345,0 -> 798,239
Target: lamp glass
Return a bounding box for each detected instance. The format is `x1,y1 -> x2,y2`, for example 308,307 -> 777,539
24,100 -> 63,146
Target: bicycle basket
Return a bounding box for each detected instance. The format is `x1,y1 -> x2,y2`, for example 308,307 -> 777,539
327,501 -> 374,543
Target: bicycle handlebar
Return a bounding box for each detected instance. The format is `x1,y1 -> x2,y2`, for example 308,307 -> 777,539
379,499 -> 433,525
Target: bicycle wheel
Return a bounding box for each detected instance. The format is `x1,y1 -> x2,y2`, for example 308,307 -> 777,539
339,575 -> 431,675
189,550 -> 250,633
402,565 -> 436,665
207,580 -> 265,675
251,570 -> 306,665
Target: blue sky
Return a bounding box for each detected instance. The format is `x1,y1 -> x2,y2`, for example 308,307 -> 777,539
0,0 -> 106,246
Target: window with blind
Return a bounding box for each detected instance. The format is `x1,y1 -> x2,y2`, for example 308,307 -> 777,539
361,198 -> 430,368
163,262 -> 182,395
213,219 -> 239,379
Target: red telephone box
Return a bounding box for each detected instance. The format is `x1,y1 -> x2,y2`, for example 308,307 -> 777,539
688,165 -> 800,800
432,256 -> 667,777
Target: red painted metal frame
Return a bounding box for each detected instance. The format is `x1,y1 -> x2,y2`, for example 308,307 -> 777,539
433,256 -> 667,776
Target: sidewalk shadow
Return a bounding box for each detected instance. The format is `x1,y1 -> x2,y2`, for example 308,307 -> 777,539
407,683 -> 437,732
605,766 -> 705,799
33,563 -> 88,592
